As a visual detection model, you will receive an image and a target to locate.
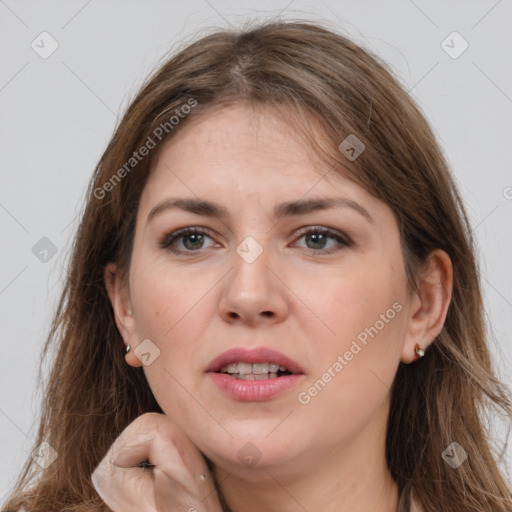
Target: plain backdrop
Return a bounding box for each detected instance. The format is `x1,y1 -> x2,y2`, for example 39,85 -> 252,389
1,0 -> 511,500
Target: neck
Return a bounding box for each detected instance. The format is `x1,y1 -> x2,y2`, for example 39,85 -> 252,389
213,403 -> 399,512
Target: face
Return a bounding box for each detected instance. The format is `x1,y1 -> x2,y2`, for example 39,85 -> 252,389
111,103 -> 421,477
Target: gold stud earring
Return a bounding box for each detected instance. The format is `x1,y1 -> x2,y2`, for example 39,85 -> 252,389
415,343 -> 425,358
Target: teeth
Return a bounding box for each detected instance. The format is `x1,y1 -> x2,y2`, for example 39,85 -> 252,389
252,363 -> 269,374
219,361 -> 289,376
235,372 -> 279,380
238,362 -> 253,375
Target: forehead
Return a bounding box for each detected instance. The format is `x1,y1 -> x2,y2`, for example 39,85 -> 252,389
139,103 -> 370,209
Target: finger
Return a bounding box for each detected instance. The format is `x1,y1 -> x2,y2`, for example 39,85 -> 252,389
92,445 -> 160,512
112,414 -> 211,490
117,418 -> 214,501
91,414 -> 163,512
92,413 -> 215,510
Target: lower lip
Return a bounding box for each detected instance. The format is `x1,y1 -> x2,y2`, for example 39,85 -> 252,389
207,372 -> 305,401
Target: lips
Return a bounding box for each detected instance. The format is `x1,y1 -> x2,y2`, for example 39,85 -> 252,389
205,347 -> 305,375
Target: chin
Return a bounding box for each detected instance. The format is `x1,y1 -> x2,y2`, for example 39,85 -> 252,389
199,427 -> 304,475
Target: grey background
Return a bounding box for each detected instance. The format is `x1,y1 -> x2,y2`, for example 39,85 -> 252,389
1,0 -> 511,500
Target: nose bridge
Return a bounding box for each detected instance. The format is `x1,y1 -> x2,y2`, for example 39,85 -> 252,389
218,236 -> 289,324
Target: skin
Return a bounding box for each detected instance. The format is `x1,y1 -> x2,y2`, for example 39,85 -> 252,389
101,103 -> 453,512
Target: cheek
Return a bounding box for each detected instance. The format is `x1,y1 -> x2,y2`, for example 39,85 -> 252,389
301,260 -> 406,390
128,258 -> 229,385
130,259 -> 211,339
131,275 -> 175,337
305,264 -> 404,341
129,268 -> 212,416
293,273 -> 405,447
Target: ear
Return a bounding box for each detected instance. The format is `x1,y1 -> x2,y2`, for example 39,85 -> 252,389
401,249 -> 453,364
104,262 -> 142,368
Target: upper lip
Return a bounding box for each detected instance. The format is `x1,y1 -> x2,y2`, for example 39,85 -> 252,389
206,347 -> 305,374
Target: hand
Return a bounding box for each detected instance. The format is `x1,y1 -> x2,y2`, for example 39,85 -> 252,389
91,412 -> 223,512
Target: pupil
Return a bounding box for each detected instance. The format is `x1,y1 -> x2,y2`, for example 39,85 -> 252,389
184,233 -> 203,250
307,233 -> 326,249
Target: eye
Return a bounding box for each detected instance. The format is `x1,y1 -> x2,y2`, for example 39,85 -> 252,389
158,225 -> 351,256
291,226 -> 351,255
159,227 -> 217,254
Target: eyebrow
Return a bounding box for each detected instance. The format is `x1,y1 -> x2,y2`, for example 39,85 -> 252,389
146,196 -> 374,225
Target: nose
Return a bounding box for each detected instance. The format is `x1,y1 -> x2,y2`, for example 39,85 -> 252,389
218,246 -> 290,327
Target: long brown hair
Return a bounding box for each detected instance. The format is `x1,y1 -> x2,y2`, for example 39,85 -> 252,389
3,19 -> 511,512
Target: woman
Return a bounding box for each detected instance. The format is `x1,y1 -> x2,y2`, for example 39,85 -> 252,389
3,20 -> 511,512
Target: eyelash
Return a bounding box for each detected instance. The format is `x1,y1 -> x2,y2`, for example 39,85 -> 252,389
158,226 -> 352,256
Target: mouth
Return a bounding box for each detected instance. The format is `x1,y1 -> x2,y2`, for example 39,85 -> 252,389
205,347 -> 305,401
206,346 -> 305,377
